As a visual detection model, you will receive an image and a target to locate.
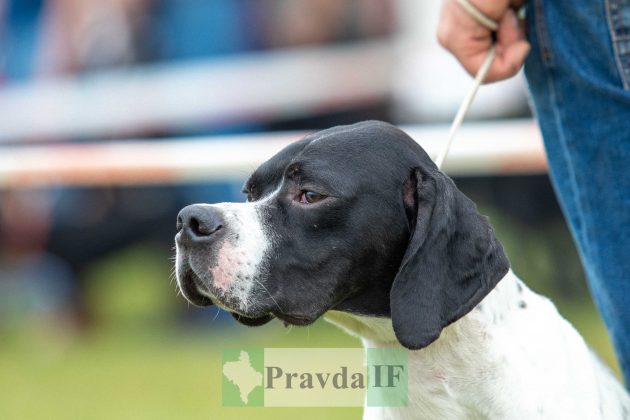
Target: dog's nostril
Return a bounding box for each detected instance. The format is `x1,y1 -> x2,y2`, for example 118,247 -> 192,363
189,216 -> 222,237
189,216 -> 201,235
177,204 -> 224,241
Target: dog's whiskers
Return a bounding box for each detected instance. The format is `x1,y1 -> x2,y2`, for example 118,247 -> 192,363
253,277 -> 282,312
211,307 -> 221,322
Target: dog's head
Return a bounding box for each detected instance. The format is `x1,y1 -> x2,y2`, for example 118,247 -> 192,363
175,121 -> 509,349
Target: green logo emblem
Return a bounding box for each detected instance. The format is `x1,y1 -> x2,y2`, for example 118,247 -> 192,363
222,348 -> 264,406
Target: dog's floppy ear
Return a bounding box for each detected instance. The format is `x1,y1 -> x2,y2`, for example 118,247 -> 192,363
391,167 -> 509,350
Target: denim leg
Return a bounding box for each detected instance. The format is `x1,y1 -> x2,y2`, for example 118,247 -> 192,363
524,0 -> 630,386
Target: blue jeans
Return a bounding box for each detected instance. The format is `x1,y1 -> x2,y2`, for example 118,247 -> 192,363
524,0 -> 630,387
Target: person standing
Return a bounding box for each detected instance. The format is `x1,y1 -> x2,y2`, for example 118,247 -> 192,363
438,0 -> 630,388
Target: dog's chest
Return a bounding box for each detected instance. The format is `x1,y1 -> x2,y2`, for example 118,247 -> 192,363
362,280 -> 623,419
362,316 -> 508,419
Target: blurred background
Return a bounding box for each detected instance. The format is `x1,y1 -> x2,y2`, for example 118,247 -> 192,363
0,1 -> 619,419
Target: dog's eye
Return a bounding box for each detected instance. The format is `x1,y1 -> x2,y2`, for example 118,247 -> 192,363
299,191 -> 325,204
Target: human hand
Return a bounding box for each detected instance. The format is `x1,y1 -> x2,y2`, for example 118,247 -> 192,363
437,0 -> 530,82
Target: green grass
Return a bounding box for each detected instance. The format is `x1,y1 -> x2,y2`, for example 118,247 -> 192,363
0,321 -> 362,420
0,238 -> 622,419
0,307 -> 619,420
0,245 -> 362,420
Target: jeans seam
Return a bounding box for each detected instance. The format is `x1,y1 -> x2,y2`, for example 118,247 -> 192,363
529,0 -> 590,257
532,0 -> 554,64
614,0 -> 630,85
541,72 -> 593,266
605,0 -> 630,88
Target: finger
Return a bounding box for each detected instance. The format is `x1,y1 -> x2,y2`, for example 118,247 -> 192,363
458,36 -> 530,82
484,9 -> 530,81
458,40 -> 496,79
497,8 -> 526,47
438,0 -> 525,80
482,9 -> 531,82
484,40 -> 531,82
437,0 -> 493,52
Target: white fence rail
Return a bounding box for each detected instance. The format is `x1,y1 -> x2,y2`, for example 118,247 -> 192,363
0,120 -> 546,188
0,41 -> 393,143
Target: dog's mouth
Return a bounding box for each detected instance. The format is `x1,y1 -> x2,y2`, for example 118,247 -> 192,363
274,313 -> 318,326
230,308 -> 319,328
177,269 -> 214,307
177,261 -> 321,328
231,313 -> 275,326
177,264 -> 274,323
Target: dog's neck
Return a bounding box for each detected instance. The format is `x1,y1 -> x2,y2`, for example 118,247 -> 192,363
324,270 -> 525,418
325,270 -> 523,347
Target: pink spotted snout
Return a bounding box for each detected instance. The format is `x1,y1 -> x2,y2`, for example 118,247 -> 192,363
175,202 -> 269,313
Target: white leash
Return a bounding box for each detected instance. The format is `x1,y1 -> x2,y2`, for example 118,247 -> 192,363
434,0 -> 500,170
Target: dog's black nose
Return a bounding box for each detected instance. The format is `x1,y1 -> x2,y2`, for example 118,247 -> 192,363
176,205 -> 224,242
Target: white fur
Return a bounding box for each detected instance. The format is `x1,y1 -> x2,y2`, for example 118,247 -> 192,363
325,270 -> 630,420
175,187 -> 279,313
205,201 -> 268,311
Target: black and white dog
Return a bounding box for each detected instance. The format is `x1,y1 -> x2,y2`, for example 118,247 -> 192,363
175,121 -> 630,419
